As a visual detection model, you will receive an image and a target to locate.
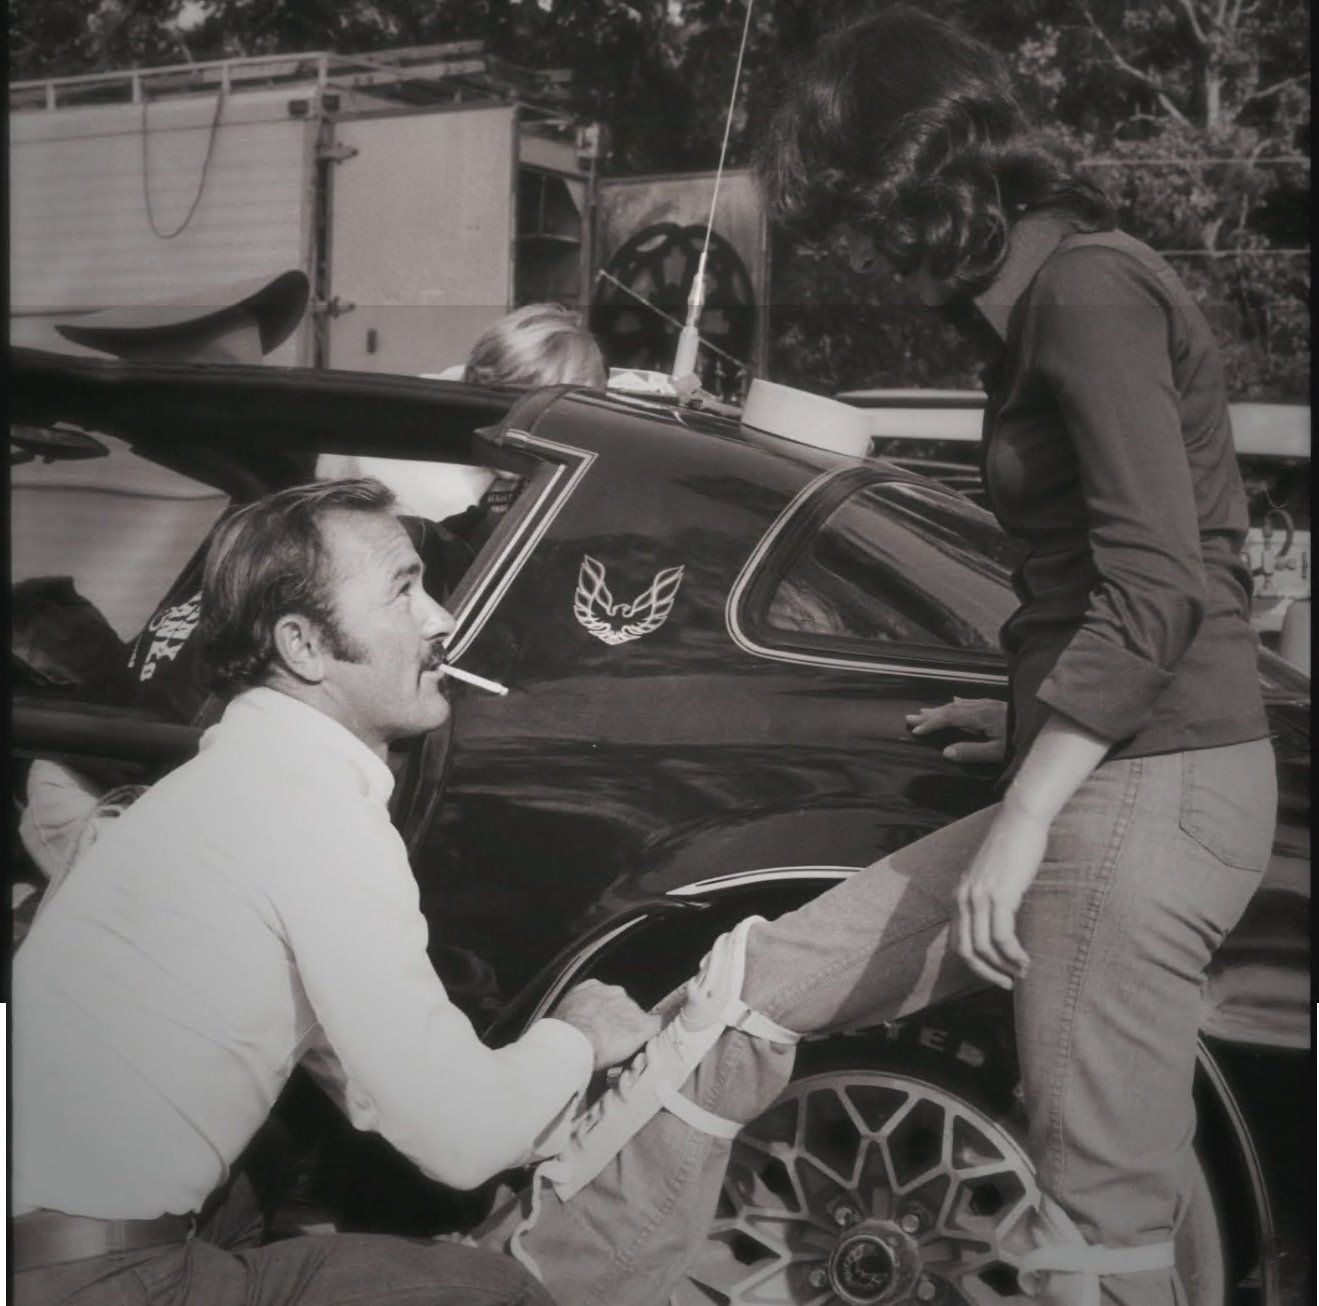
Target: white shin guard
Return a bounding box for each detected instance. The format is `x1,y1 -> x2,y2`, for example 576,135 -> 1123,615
537,915 -> 799,1201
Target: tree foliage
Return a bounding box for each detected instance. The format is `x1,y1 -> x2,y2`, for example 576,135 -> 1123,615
756,0 -> 1310,399
8,0 -> 1308,397
10,0 -> 190,79
996,0 -> 1311,398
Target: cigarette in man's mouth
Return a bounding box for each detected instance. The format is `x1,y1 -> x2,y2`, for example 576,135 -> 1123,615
439,663 -> 509,696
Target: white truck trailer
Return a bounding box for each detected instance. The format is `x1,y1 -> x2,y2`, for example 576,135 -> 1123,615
10,42 -> 772,384
10,44 -> 599,375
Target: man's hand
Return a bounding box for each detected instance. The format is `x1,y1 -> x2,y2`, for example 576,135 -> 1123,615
954,803 -> 1045,990
907,696 -> 1008,763
554,979 -> 663,1072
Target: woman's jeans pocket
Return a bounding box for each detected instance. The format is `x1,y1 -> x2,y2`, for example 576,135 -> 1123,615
1178,737 -> 1278,871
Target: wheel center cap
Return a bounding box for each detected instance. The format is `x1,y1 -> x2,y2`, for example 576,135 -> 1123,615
828,1222 -> 922,1306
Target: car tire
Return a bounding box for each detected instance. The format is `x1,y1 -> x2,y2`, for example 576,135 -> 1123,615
673,1006 -> 1228,1306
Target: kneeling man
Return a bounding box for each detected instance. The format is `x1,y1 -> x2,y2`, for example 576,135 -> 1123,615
11,479 -> 660,1305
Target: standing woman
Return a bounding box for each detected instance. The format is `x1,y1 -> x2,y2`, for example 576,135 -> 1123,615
462,13 -> 1277,1303
753,6 -> 1277,1303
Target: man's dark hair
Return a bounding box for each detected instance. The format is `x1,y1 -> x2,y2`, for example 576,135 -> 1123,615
755,5 -> 1114,294
198,478 -> 397,698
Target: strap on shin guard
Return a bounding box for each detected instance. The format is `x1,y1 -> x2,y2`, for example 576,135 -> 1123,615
1020,1196 -> 1175,1306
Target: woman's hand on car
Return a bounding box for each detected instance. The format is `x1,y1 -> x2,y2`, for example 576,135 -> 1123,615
907,697 -> 1008,763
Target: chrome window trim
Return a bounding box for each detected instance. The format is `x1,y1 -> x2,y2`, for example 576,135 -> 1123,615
667,866 -> 859,895
444,430 -> 597,662
725,466 -> 1010,686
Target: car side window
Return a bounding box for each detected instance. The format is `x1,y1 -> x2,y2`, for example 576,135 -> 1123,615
754,478 -> 1020,657
11,427 -> 230,711
314,453 -> 532,606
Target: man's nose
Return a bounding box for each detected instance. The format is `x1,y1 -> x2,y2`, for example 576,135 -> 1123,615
417,591 -> 456,639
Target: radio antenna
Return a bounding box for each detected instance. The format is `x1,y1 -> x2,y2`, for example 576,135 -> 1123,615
671,0 -> 756,382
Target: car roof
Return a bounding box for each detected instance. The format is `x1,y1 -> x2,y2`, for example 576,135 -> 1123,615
16,347 -> 1307,471
10,348 -> 898,500
10,346 -> 517,437
532,385 -> 871,478
9,347 -> 529,494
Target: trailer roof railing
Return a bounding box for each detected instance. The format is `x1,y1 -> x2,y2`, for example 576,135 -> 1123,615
9,41 -> 574,118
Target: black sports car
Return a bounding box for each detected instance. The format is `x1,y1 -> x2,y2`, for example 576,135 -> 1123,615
10,347 -> 1310,1306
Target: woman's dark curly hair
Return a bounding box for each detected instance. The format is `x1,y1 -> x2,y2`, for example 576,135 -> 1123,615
756,5 -> 1114,294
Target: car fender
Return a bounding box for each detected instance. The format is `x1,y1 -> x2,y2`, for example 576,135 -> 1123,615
1200,841 -> 1312,1051
483,893 -> 715,1044
485,865 -> 863,1044
477,803 -> 988,1036
627,798 -> 989,903
1191,1040 -> 1281,1306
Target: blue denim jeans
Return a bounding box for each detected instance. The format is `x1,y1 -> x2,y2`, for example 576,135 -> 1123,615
492,738 -> 1276,1306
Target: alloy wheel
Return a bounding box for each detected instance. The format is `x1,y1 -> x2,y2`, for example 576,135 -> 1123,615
674,1069 -> 1075,1306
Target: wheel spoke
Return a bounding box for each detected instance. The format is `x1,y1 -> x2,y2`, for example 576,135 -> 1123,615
723,1143 -> 805,1217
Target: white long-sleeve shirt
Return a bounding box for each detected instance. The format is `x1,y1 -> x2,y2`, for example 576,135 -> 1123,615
12,687 -> 593,1218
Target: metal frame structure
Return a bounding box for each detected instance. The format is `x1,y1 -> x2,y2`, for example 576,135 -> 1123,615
10,40 -> 596,376
9,41 -> 576,127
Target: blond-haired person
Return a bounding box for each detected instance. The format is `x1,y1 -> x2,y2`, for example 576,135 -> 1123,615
454,301 -> 607,389
321,303 -> 605,521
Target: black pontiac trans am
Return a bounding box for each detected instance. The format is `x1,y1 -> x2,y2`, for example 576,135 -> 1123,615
9,347 -> 1310,1306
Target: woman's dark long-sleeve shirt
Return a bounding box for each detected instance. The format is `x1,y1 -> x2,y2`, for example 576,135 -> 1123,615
981,225 -> 1269,770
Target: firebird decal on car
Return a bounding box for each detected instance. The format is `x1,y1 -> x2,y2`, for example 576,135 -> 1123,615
573,555 -> 685,646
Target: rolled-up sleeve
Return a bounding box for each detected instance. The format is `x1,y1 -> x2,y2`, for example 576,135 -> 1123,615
277,811 -> 593,1191
1026,248 -> 1207,741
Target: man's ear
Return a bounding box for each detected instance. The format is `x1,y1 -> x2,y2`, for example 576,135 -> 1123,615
271,613 -> 327,684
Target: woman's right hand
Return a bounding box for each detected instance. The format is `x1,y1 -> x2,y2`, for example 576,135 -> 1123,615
906,697 -> 1008,764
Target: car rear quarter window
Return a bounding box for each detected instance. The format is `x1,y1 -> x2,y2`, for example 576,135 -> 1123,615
745,476 -> 1020,663
12,428 -> 230,703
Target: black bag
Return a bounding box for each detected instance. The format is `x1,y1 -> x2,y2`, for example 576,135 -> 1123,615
12,576 -> 135,702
